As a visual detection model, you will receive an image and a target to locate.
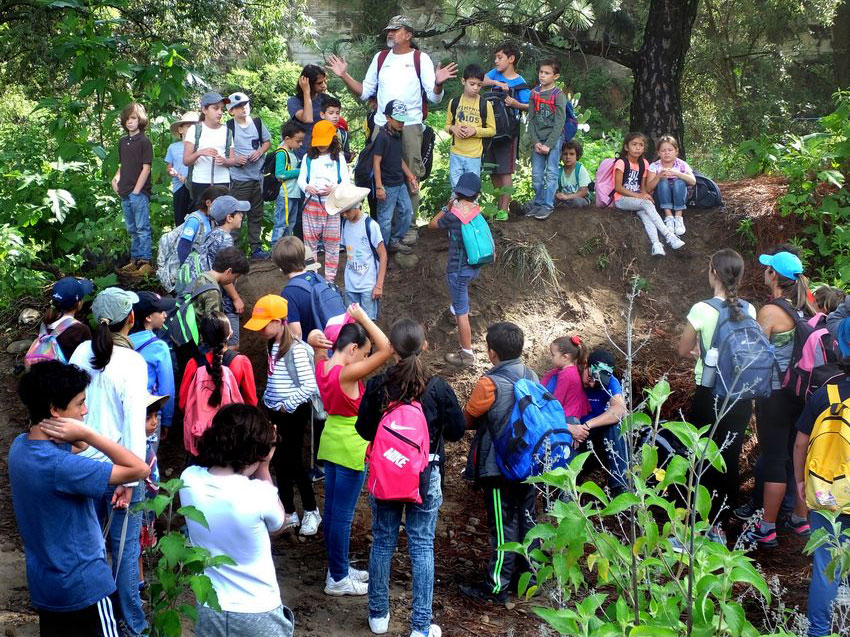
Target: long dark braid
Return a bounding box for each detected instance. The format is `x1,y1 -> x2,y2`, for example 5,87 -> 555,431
710,249 -> 745,322
200,312 -> 230,408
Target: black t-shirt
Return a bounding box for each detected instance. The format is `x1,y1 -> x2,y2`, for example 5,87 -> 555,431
117,133 -> 154,197
796,379 -> 850,435
372,127 -> 404,187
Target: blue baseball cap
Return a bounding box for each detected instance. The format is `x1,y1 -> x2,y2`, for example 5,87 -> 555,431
455,172 -> 481,198
759,251 -> 804,280
51,277 -> 94,309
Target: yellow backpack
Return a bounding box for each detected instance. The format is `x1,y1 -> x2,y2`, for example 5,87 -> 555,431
804,384 -> 850,513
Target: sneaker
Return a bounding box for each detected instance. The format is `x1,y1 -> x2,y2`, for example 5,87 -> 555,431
299,510 -> 321,536
651,242 -> 666,257
324,575 -> 368,596
390,242 -> 413,255
741,524 -> 779,549
667,235 -> 685,250
445,350 -> 475,367
782,516 -> 811,537
349,566 -> 369,583
368,613 -> 389,635
674,216 -> 686,235
664,216 -> 676,235
493,210 -> 509,222
459,582 -> 508,603
401,228 -> 418,246
532,206 -> 554,220
707,524 -> 727,546
410,625 -> 442,637
733,501 -> 757,521
309,466 -> 325,483
282,512 -> 300,531
251,248 -> 270,260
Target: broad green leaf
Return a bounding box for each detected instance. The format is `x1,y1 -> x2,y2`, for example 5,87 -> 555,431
730,563 -> 771,600
517,571 -> 532,596
640,443 -> 658,481
158,532 -> 187,569
190,574 -> 215,604
599,492 -> 640,516
45,188 -> 75,223
534,607 -> 579,633
647,379 -> 671,413
696,484 -> 711,522
177,505 -> 209,530
630,626 -> 677,637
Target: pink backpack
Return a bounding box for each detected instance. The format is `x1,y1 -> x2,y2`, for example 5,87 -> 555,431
367,401 -> 430,504
594,158 -> 618,207
24,317 -> 76,367
183,358 -> 244,456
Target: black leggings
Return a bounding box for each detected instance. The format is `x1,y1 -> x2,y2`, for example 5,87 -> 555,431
688,385 -> 753,524
266,403 -> 317,513
755,389 -> 803,483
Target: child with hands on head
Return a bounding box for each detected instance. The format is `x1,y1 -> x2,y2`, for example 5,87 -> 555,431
541,335 -> 591,444
649,134 -> 695,237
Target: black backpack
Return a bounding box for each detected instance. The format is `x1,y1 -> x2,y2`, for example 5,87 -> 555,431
261,149 -> 284,202
354,135 -> 379,188
687,171 -> 723,208
421,125 -> 436,181
484,83 -> 528,141
449,96 -> 487,148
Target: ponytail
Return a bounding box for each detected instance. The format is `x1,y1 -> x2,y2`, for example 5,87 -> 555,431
91,318 -> 119,370
273,322 -> 296,364
552,335 -> 588,370
42,303 -> 62,327
710,249 -> 746,322
385,319 -> 428,405
776,273 -> 817,316
199,312 -> 231,408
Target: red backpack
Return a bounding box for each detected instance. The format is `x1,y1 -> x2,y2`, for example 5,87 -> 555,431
376,48 -> 427,117
366,401 -> 430,504
183,352 -> 244,456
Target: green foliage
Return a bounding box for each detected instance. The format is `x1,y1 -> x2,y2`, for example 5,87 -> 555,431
136,478 -> 235,637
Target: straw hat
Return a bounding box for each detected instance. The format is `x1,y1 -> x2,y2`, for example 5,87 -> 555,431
325,183 -> 371,215
170,111 -> 200,136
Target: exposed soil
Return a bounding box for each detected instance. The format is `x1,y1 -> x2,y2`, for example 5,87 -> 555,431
0,181 -> 813,635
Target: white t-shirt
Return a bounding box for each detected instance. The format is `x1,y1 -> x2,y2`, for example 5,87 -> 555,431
179,466 -> 285,613
297,153 -> 351,205
69,342 -> 149,483
360,50 -> 443,126
343,215 -> 382,293
184,123 -> 230,184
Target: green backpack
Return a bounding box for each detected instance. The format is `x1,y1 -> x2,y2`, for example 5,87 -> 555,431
164,282 -> 221,347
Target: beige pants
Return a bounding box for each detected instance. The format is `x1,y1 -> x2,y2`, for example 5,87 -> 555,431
371,123 -> 424,217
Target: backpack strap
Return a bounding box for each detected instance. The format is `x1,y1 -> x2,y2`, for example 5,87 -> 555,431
253,117 -> 263,141
222,349 -> 238,367
49,316 -> 78,337
135,335 -> 159,353
364,217 -> 381,267
827,383 -> 841,406
769,297 -> 806,323
336,156 -> 342,183
376,48 -> 390,76
306,156 -> 312,182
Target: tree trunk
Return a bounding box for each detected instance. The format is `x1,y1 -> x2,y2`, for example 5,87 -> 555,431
834,0 -> 850,88
629,0 -> 700,159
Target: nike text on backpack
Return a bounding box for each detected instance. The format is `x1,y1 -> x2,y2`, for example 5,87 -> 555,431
530,86 -> 578,143
488,374 -> 574,481
164,282 -> 221,348
450,206 -> 495,266
803,383 -> 850,513
449,96 -> 488,148
594,157 -> 646,208
156,211 -> 210,293
187,122 -> 233,195
687,172 -> 723,208
24,317 -> 76,367
183,351 -> 243,455
771,298 -> 842,401
366,401 -> 431,503
698,298 -> 776,400
341,216 -> 380,269
483,83 -> 529,141
261,148 -> 285,202
287,273 -> 347,331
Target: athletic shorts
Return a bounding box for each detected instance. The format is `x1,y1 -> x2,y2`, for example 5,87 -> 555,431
483,137 -> 517,176
38,595 -> 120,637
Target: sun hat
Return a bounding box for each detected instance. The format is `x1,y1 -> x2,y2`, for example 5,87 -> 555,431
209,195 -> 251,224
92,288 -> 139,325
51,277 -> 94,309
200,92 -> 230,108
227,92 -> 250,110
759,251 -> 804,281
311,120 -> 337,147
384,100 -> 412,123
325,183 -> 371,215
145,394 -> 170,413
244,294 -> 289,331
170,111 -> 200,136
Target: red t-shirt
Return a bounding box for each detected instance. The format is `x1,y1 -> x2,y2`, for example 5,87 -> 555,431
179,351 -> 258,409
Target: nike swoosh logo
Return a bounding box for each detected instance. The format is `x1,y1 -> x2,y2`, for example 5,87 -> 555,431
389,423 -> 416,431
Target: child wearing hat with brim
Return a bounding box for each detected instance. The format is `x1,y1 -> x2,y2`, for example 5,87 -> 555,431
166,112 -> 200,225
245,294 -> 323,536
297,119 -> 351,284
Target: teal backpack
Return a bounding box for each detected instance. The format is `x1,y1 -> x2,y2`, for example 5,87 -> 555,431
450,206 -> 495,266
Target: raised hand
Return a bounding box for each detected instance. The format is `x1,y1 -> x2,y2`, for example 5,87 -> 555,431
435,62 -> 458,85
326,54 -> 348,78
39,417 -> 89,444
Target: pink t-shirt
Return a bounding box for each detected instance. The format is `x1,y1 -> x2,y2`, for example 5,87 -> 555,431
649,157 -> 692,177
541,365 -> 590,420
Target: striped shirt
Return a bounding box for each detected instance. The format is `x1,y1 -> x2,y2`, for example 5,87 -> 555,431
263,340 -> 317,413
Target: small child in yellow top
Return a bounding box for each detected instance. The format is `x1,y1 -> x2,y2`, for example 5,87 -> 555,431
445,64 -> 496,190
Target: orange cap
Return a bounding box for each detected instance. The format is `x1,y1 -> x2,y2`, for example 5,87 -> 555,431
312,120 -> 337,147
244,294 -> 288,331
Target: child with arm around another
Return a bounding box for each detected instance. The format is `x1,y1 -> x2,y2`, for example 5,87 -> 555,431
540,335 -> 591,442
649,134 -> 696,236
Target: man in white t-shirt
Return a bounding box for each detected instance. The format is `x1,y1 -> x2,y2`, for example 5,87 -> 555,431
327,15 -> 457,223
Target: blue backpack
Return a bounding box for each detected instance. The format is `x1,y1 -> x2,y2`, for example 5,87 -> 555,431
450,207 -> 495,266
488,373 -> 573,481
287,273 -> 347,331
700,298 -> 775,399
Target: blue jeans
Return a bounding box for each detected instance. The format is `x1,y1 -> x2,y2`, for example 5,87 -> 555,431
96,485 -> 145,636
368,470 -> 442,633
449,153 -> 482,190
808,511 -> 850,636
323,461 -> 366,581
376,184 -> 413,248
345,290 -> 379,320
654,178 -> 688,211
446,266 -> 481,315
273,194 -> 301,243
121,193 -> 152,260
530,139 -> 563,210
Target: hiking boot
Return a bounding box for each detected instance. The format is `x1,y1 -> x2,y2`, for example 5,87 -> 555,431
664,216 -> 676,235
651,242 -> 666,257
733,500 -> 757,521
741,524 -> 779,549
782,516 -> 812,537
492,210 -> 509,222
390,242 -> 413,255
410,625 -> 442,637
532,206 -> 554,220
667,235 -> 685,250
445,350 -> 475,367
118,260 -> 138,273
460,582 -> 508,604
368,613 -> 389,635
401,228 -> 418,246
299,510 -> 321,536
324,575 -> 368,596
282,512 -> 300,531
135,262 -> 155,277
251,248 -> 270,260
674,216 -> 686,235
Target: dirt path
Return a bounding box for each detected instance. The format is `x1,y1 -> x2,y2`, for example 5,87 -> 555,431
0,196 -> 812,635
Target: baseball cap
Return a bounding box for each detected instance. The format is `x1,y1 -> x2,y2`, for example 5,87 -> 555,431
759,251 -> 804,280
385,15 -> 414,31
200,92 -> 230,108
455,172 -> 481,198
384,100 -> 412,123
303,244 -> 322,272
209,195 -> 251,224
92,288 -> 139,325
244,294 -> 288,331
51,276 -> 94,309
227,92 -> 250,110
311,120 -> 337,147
133,291 -> 175,321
